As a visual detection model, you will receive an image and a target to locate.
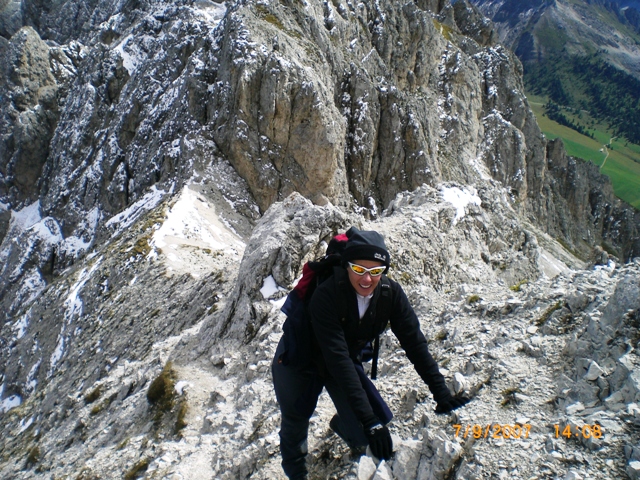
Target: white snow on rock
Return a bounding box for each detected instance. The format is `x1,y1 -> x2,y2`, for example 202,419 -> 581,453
113,34 -> 140,76
9,201 -> 41,231
18,417 -> 34,434
440,186 -> 481,224
260,275 -> 285,299
64,259 -> 103,323
151,185 -> 246,277
10,268 -> 47,312
106,185 -> 166,236
13,309 -> 31,340
60,207 -> 101,258
194,0 -> 227,24
175,381 -> 191,396
0,394 -> 21,414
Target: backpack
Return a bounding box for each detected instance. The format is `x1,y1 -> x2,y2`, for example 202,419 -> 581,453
279,234 -> 392,380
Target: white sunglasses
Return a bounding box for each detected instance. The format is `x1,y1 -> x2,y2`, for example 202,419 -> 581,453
348,262 -> 385,277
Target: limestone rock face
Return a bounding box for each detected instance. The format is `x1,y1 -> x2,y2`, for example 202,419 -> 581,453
0,27 -> 59,203
0,0 -> 22,39
1,0 -> 639,328
199,192 -> 349,344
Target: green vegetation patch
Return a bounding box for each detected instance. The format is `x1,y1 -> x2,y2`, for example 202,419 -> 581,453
147,362 -> 177,411
174,400 -> 188,435
536,301 -> 564,326
528,95 -> 640,209
24,446 -> 40,469
255,4 -> 302,39
124,458 -> 150,480
467,294 -> 481,304
84,386 -> 102,404
509,279 -> 528,292
432,20 -> 454,41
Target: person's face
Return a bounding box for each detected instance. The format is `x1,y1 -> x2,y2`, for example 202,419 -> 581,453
346,259 -> 385,296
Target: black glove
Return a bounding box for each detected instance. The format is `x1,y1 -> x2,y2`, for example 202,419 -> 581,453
364,424 -> 393,460
435,394 -> 470,414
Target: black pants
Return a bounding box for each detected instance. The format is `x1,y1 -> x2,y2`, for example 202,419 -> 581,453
272,338 -> 369,479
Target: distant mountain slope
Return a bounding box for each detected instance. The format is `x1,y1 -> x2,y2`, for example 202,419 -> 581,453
471,0 -> 640,143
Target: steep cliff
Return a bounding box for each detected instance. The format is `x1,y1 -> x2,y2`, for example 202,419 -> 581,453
2,0 -> 638,326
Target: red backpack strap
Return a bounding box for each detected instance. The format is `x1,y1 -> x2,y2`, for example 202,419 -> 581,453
292,263 -> 316,299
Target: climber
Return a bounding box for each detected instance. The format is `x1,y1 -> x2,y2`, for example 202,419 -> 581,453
271,227 -> 469,479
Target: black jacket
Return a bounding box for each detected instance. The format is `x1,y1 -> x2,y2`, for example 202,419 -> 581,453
309,267 -> 450,428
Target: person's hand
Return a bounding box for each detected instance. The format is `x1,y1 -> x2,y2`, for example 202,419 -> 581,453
364,424 -> 393,460
435,394 -> 470,414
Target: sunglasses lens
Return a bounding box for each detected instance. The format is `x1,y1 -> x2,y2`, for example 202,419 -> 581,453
350,264 -> 366,275
349,263 -> 385,276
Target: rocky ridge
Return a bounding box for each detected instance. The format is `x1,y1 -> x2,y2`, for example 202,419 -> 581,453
1,187 -> 639,479
1,0 -> 639,326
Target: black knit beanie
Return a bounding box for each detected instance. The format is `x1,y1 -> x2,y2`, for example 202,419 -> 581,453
342,227 -> 390,271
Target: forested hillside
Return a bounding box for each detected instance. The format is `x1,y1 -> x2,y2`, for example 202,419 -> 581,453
472,0 -> 640,209
527,52 -> 640,144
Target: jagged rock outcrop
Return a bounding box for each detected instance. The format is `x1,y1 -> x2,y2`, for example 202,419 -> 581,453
545,138 -> 640,261
0,27 -> 61,205
200,192 -> 349,344
1,0 -> 639,326
0,186 -> 638,479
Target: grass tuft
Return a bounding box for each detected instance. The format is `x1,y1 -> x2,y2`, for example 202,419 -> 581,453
467,294 -> 481,304
147,362 -> 176,412
84,386 -> 102,404
509,279 -> 529,292
124,458 -> 150,480
536,301 -> 564,326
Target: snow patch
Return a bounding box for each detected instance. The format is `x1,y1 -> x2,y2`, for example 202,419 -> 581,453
106,186 -> 165,236
175,381 -> 191,396
440,186 -> 482,224
11,269 -> 46,312
151,186 -> 245,276
113,34 -> 140,75
10,201 -> 41,231
18,416 -> 34,434
64,260 -> 103,323
194,1 -> 226,24
49,335 -> 65,375
260,275 -> 285,299
13,310 -> 31,340
1,394 -> 21,413
26,360 -> 41,393
28,217 -> 63,244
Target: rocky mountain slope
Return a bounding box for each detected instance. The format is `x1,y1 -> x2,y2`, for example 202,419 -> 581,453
470,0 -> 640,76
1,0 -> 640,478
470,0 -> 640,142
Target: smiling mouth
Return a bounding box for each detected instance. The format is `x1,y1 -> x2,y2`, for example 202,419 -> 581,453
359,283 -> 372,289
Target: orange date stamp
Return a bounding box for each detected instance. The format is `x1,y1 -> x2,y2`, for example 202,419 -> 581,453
554,424 -> 603,439
453,424 -> 531,440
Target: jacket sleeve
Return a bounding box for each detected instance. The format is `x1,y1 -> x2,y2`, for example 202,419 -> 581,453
309,282 -> 380,428
389,281 -> 452,403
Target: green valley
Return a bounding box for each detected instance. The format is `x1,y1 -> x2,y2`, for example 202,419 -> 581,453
528,94 -> 640,209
